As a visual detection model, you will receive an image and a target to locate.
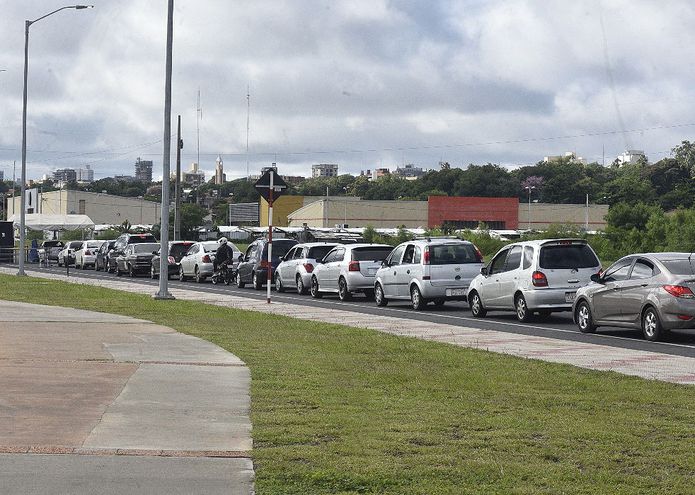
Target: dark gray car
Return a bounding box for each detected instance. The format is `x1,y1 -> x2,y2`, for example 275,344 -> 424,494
573,253 -> 695,341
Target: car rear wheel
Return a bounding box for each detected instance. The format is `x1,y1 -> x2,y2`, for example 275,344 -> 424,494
469,291 -> 487,317
515,294 -> 532,322
116,264 -> 122,277
252,271 -> 263,290
129,264 -> 136,277
642,306 -> 665,342
179,266 -> 186,282
236,272 -> 246,288
338,277 -> 352,301
374,283 -> 388,307
296,275 -> 307,295
575,301 -> 596,333
310,277 -> 322,298
411,285 -> 425,310
150,264 -> 158,279
275,273 -> 285,292
195,266 -> 204,283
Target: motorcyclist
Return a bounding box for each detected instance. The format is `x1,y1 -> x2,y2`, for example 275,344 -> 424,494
214,237 -> 234,274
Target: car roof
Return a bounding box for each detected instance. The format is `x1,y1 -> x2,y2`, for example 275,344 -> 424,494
410,238 -> 474,246
340,243 -> 392,249
295,242 -> 341,248
623,252 -> 695,261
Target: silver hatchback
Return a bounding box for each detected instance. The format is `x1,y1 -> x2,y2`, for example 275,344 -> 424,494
573,253 -> 695,341
468,239 -> 601,321
374,238 -> 484,310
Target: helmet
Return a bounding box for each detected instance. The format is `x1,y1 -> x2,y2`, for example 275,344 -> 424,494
219,237 -> 228,245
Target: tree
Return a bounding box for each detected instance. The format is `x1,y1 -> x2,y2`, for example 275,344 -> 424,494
179,203 -> 206,240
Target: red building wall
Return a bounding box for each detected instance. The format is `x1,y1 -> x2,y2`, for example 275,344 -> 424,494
427,196 -> 519,229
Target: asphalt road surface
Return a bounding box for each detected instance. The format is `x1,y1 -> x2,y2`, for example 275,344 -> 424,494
18,263 -> 695,359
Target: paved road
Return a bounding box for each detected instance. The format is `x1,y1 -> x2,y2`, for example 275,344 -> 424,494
20,263 -> 695,359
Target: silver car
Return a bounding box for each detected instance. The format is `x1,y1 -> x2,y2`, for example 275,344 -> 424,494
74,240 -> 105,269
468,239 -> 601,321
179,240 -> 229,283
310,243 -> 394,300
374,238 -> 484,310
274,242 -> 340,294
573,253 -> 695,341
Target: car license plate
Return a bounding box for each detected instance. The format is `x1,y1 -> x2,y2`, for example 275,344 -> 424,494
565,291 -> 576,303
446,288 -> 467,297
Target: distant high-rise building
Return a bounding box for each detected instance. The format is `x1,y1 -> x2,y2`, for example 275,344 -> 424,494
77,164 -> 94,183
53,168 -> 77,183
135,157 -> 153,182
393,164 -> 425,179
182,162 -> 206,186
214,155 -> 226,185
0,170 -> 4,181
312,163 -> 338,178
617,150 -> 647,166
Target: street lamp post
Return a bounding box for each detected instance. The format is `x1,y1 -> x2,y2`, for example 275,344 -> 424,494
18,5 -> 93,276
525,185 -> 536,231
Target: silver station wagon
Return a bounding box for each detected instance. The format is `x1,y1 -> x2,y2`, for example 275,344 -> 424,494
573,253 -> 695,341
374,238 -> 484,310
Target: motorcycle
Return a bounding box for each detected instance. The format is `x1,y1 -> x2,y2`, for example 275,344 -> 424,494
211,262 -> 235,285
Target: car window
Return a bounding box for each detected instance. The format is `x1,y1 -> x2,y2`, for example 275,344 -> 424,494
539,244 -> 599,269
630,259 -> 655,280
188,245 -> 199,255
603,259 -> 633,282
430,244 -> 480,265
322,249 -> 337,263
489,249 -> 509,275
402,244 -> 416,264
270,241 -> 296,258
332,248 -> 345,262
661,259 -> 695,275
170,243 -> 192,258
388,245 -> 406,266
522,246 -> 534,270
413,246 -> 421,264
352,246 -> 393,262
504,246 -> 522,271
308,245 -> 334,260
134,243 -> 159,254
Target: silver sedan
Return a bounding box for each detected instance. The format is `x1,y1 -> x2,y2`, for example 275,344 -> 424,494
573,253 -> 695,341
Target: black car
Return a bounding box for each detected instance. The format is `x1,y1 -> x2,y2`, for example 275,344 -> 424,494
115,242 -> 160,277
236,238 -> 298,290
95,240 -> 116,271
150,240 -> 195,279
106,232 -> 157,273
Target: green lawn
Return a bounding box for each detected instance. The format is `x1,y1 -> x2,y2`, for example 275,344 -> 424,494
1,274 -> 694,494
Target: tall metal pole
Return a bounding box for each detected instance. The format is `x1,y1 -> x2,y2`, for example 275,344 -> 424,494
174,114 -> 181,240
155,0 -> 175,300
266,170 -> 274,304
18,20 -> 30,275
246,85 -> 250,178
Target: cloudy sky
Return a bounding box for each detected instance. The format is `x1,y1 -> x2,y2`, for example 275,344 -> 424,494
1,0 -> 694,182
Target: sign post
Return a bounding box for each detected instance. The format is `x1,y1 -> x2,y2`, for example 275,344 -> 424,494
254,168 -> 288,303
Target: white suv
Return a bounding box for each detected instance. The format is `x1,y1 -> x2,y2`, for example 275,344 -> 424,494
374,238 -> 484,310
468,239 -> 601,322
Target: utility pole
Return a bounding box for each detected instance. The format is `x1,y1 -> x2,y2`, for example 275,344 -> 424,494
246,85 -> 250,178
174,114 -> 182,240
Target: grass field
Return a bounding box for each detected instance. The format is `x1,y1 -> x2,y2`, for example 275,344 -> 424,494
1,274 -> 694,494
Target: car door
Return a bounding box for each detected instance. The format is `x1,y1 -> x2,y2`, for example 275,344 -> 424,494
479,248 -> 510,308
394,244 -> 415,298
620,258 -> 657,324
281,247 -> 300,283
181,244 -> 198,276
496,245 -> 523,309
317,248 -> 337,287
239,243 -> 258,283
591,258 -> 634,321
324,247 -> 345,291
381,245 -> 405,298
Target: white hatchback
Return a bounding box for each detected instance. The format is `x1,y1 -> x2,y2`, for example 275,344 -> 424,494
275,242 -> 340,294
468,239 -> 601,322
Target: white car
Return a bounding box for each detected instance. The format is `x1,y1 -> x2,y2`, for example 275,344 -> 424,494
74,240 -> 105,269
274,242 -> 340,294
374,238 -> 484,310
179,240 -> 240,283
468,239 -> 601,322
310,243 -> 394,300
57,241 -> 84,267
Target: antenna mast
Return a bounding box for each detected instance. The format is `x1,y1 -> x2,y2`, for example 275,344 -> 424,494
246,85 -> 250,179
196,88 -> 202,169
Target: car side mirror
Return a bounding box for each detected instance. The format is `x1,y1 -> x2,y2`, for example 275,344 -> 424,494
590,273 -> 603,284
480,266 -> 488,276
382,260 -> 389,268
238,254 -> 244,262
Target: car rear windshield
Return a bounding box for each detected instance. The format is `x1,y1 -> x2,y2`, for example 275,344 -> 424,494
263,241 -> 296,258
202,242 -> 220,252
129,235 -> 156,243
308,245 -> 335,260
170,243 -> 192,258
539,244 -> 599,269
71,242 -> 83,249
43,241 -> 63,248
86,241 -> 102,248
352,247 -> 393,262
430,244 -> 481,264
661,259 -> 695,275
133,243 -> 159,253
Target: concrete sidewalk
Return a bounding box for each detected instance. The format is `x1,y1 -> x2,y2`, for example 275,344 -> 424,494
0,300 -> 254,495
4,265 -> 695,386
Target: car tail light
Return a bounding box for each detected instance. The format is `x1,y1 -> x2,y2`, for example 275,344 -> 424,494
663,285 -> 695,299
474,247 -> 483,263
303,263 -> 314,273
423,249 -> 430,265
85,250 -> 91,256
348,260 -> 360,271
202,254 -> 211,263
260,260 -> 271,269
677,315 -> 693,321
532,271 -> 548,287
167,256 -> 175,264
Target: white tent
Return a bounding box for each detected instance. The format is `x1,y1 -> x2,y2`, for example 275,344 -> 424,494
8,214 -> 95,231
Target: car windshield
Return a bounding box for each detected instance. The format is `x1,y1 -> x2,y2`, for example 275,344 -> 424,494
129,235 -> 156,243
133,243 -> 159,253
430,244 -> 481,264
308,245 -> 335,260
352,247 -> 393,262
170,243 -> 193,258
661,259 -> 695,275
539,244 -> 599,269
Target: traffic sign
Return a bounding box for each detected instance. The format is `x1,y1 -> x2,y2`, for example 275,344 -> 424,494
254,169 -> 288,203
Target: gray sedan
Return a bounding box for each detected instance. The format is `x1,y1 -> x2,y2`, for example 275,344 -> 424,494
573,253 -> 695,341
